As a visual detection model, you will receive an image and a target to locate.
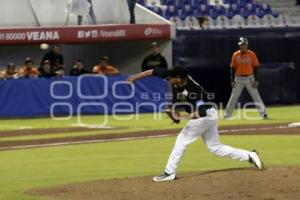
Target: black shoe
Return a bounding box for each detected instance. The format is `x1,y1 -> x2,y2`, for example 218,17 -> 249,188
262,114 -> 268,119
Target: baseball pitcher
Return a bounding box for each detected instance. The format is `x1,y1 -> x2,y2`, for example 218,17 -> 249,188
128,66 -> 263,182
224,37 -> 268,119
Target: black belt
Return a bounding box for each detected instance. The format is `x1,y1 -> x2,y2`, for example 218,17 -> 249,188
237,75 -> 251,77
197,105 -> 212,117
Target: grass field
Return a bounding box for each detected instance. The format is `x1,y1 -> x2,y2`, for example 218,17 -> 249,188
0,105 -> 300,132
0,106 -> 300,200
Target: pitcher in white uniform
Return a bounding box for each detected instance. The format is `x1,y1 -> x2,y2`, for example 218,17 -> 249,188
128,66 -> 263,182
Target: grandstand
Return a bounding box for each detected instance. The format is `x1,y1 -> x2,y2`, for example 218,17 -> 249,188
263,0 -> 300,25
0,0 -> 299,118
140,0 -> 300,29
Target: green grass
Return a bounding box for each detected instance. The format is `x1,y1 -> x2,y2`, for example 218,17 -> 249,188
0,105 -> 299,132
0,129 -> 141,142
0,105 -> 299,199
0,135 -> 300,200
0,106 -> 300,143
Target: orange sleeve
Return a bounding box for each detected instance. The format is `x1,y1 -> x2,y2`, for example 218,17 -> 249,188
111,67 -> 119,73
230,53 -> 237,68
107,66 -> 119,74
32,68 -> 39,75
93,66 -> 100,74
17,67 -> 25,74
252,52 -> 259,67
0,70 -> 5,78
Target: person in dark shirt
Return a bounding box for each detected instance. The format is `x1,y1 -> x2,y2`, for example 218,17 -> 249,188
127,66 -> 263,182
141,42 -> 168,72
39,60 -> 61,78
41,45 -> 64,71
70,59 -> 90,76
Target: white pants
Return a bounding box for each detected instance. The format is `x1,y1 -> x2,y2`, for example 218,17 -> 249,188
225,76 -> 266,117
165,108 -> 250,174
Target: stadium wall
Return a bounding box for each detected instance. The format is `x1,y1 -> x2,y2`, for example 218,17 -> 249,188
0,76 -> 168,118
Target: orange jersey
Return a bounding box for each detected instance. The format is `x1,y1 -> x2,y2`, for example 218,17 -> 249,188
0,70 -> 17,79
93,65 -> 119,75
18,67 -> 39,77
230,50 -> 259,76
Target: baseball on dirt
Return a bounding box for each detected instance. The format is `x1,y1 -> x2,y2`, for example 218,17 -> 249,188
40,43 -> 49,50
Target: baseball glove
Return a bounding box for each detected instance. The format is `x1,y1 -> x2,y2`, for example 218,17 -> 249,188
165,109 -> 180,124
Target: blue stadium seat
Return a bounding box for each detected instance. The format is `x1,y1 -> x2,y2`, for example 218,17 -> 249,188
138,0 -> 145,6
254,4 -> 270,18
230,0 -> 253,8
160,0 -> 167,4
242,9 -> 252,18
194,4 -> 210,17
178,0 -> 192,9
147,6 -> 163,16
166,0 -> 176,6
180,4 -> 194,20
244,2 -> 257,15
260,3 -> 273,15
164,4 -> 180,18
225,3 -> 239,19
209,5 -> 226,19
192,0 -> 208,9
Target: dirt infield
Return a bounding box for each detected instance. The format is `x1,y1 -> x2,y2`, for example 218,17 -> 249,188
0,124 -> 299,150
28,166 -> 300,200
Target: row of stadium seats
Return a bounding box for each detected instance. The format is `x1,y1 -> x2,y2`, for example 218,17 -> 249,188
138,0 -> 296,28
140,0 -> 257,8
149,3 -> 273,19
170,13 -> 294,30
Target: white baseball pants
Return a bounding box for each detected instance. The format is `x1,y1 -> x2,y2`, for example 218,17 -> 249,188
165,108 -> 250,175
224,75 -> 267,117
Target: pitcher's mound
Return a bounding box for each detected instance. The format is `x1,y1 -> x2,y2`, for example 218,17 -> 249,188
28,166 -> 300,200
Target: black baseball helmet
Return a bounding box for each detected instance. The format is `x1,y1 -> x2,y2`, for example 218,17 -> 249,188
167,66 -> 187,79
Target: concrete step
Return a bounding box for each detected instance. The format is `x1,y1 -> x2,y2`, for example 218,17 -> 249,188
274,7 -> 300,15
272,2 -> 297,6
256,0 -> 296,3
253,0 -> 300,24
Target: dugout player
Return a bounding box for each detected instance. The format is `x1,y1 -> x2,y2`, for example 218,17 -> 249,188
41,45 -> 64,71
224,37 -> 268,119
18,58 -> 39,78
93,56 -> 119,75
141,42 -> 168,72
127,66 -> 263,182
